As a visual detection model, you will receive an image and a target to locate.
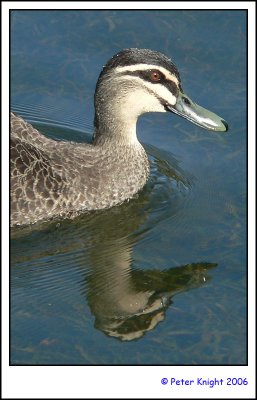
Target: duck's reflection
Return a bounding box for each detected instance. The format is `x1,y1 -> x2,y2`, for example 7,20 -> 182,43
11,146 -> 216,342
87,252 -> 216,341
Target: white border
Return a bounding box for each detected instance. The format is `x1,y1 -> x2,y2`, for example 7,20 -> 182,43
2,2 -> 256,399
2,1 -> 254,11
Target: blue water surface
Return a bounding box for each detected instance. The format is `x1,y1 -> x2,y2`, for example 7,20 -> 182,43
11,10 -> 246,365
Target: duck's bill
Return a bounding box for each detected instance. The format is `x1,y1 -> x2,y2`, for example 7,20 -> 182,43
166,92 -> 228,132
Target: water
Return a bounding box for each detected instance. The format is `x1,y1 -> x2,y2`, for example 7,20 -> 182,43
10,10 -> 246,365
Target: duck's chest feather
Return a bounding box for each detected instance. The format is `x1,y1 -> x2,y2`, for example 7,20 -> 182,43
53,139 -> 150,209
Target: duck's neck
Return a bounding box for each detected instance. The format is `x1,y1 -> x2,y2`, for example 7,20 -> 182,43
93,109 -> 139,147
92,81 -> 142,147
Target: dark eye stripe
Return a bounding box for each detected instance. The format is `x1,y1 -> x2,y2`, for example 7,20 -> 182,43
138,69 -> 165,83
139,70 -> 180,96
115,69 -> 181,97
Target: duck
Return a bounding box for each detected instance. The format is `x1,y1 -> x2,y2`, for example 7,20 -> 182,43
11,48 -> 228,227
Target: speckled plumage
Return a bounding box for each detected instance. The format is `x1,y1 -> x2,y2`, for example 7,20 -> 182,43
11,112 -> 149,226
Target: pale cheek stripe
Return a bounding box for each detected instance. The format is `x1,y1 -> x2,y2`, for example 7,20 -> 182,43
119,75 -> 177,106
115,64 -> 179,86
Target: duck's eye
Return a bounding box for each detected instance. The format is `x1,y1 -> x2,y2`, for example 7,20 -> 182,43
149,70 -> 162,82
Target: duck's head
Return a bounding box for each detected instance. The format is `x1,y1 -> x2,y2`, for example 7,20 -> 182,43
94,48 -> 228,141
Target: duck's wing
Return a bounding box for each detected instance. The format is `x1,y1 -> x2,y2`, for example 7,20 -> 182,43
10,131 -> 70,223
11,113 -> 69,196
10,113 -> 107,226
